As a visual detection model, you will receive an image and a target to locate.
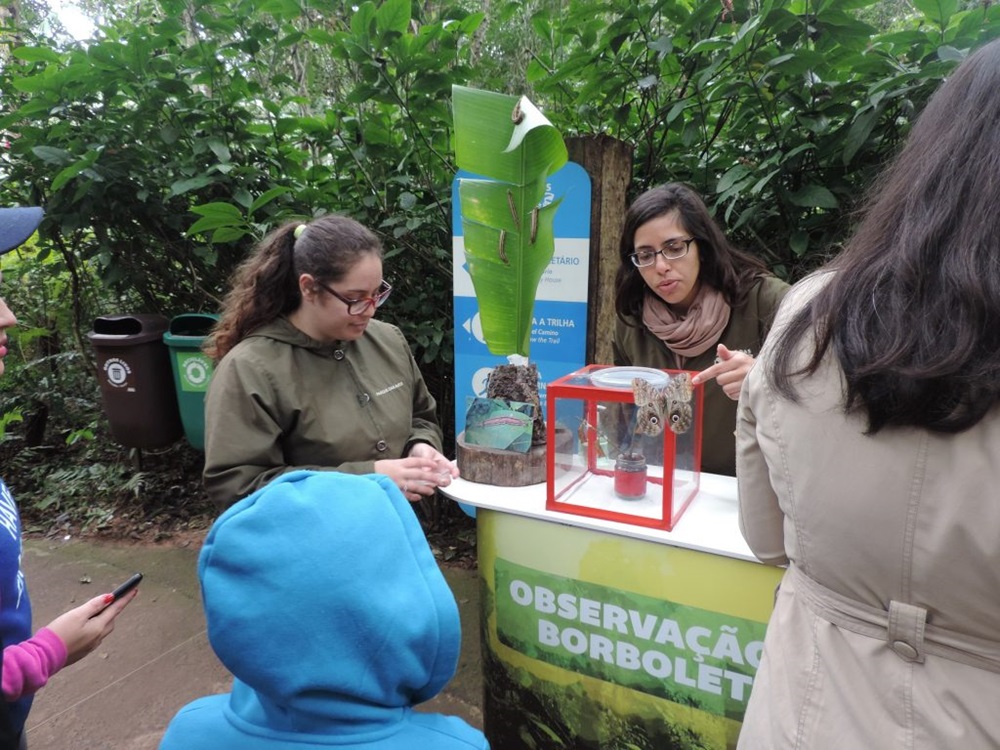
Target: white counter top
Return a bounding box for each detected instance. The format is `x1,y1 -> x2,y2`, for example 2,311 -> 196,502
441,472 -> 764,563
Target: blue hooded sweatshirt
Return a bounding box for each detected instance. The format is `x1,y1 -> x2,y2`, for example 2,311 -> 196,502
159,471 -> 488,750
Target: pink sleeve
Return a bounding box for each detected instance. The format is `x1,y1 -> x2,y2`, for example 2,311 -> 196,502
3,627 -> 68,700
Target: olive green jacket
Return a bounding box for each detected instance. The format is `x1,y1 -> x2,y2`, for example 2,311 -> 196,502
203,317 -> 442,507
612,275 -> 788,476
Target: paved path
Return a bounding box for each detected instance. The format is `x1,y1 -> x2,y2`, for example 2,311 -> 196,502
20,537 -> 482,750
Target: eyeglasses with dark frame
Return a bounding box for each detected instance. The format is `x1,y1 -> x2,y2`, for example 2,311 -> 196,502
317,279 -> 393,315
629,237 -> 697,268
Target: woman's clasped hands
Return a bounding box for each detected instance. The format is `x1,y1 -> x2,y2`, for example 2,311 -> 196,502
375,442 -> 461,502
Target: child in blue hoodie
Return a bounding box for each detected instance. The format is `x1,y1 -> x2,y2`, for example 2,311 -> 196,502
159,470 -> 488,750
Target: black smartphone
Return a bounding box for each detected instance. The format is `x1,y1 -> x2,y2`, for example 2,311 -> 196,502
110,572 -> 143,601
90,573 -> 142,618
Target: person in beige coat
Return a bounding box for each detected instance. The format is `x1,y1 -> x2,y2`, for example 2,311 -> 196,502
736,38 -> 1000,749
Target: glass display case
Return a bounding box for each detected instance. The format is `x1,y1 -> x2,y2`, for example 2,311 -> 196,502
545,364 -> 704,530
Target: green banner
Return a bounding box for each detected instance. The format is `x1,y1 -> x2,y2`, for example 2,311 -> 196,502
495,557 -> 766,721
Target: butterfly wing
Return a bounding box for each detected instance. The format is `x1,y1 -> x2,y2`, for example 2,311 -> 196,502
664,400 -> 693,435
663,373 -> 694,435
632,377 -> 666,436
667,373 -> 693,401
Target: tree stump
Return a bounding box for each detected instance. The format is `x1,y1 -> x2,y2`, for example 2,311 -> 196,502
460,362 -> 577,485
456,426 -> 574,486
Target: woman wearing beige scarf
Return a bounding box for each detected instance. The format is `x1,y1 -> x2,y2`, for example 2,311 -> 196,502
612,183 -> 788,476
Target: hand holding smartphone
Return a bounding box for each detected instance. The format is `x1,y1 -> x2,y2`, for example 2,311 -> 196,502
90,572 -> 142,618
110,572 -> 143,601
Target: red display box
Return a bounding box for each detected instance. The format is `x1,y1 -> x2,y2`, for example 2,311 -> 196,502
545,364 -> 704,531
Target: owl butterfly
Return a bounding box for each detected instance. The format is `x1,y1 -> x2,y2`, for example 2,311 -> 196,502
632,373 -> 694,436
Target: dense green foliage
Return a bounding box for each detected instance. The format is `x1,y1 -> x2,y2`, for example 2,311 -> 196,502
1,0 -> 998,526
518,0 -> 1000,275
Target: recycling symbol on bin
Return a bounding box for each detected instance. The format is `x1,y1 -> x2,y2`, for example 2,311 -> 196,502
178,352 -> 213,391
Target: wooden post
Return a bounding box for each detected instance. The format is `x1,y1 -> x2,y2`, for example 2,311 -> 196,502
566,135 -> 634,367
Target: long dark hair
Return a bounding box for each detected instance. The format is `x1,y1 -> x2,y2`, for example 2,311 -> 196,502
614,183 -> 770,324
206,215 -> 382,361
769,38 -> 1000,434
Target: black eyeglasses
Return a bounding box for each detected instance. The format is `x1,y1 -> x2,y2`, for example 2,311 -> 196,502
318,279 -> 393,315
629,237 -> 697,267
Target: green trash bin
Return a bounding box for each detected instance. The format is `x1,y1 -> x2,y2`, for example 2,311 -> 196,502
88,314 -> 184,449
162,313 -> 219,451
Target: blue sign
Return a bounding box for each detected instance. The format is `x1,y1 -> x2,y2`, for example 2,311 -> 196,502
452,161 -> 592,442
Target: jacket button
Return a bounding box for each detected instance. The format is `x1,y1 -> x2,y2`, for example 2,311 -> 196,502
333,350 -> 344,360
358,393 -> 370,405
375,440 -> 388,452
891,640 -> 918,660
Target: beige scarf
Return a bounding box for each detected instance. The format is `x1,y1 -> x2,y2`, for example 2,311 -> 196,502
642,285 -> 731,368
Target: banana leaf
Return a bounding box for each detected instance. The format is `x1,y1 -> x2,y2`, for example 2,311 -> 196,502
452,85 -> 568,357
